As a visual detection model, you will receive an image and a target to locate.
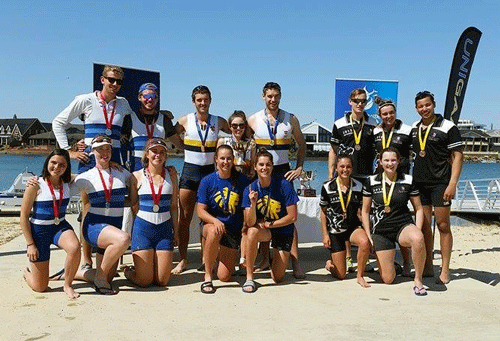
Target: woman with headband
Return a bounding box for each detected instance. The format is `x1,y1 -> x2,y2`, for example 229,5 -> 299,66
373,97 -> 412,174
73,135 -> 138,295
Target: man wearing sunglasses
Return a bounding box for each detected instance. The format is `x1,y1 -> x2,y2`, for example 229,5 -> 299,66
52,65 -> 134,173
328,88 -> 377,181
121,82 -> 182,172
247,82 -> 307,279
52,65 -> 134,269
328,88 -> 377,274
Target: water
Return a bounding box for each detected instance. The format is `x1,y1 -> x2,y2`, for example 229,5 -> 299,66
0,154 -> 499,191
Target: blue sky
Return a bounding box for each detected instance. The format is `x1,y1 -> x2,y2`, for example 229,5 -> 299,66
1,0 -> 500,129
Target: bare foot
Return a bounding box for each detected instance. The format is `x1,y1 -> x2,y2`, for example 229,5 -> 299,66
436,274 -> 450,285
171,259 -> 187,274
325,260 -> 335,274
292,262 -> 306,279
64,285 -> 80,299
357,277 -> 371,288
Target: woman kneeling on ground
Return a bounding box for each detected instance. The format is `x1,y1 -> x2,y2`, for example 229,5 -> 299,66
21,149 -> 81,299
197,145 -> 250,293
73,135 -> 138,295
124,138 -> 179,287
361,147 -> 427,296
319,154 -> 371,288
241,148 -> 299,293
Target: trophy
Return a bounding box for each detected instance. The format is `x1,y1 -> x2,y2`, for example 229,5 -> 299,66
297,170 -> 316,197
233,140 -> 247,166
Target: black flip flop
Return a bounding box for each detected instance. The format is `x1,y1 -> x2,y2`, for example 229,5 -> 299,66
201,281 -> 215,294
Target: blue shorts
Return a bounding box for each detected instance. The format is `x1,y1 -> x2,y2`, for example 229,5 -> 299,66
131,216 -> 174,251
30,220 -> 73,262
82,212 -> 123,255
179,163 -> 214,191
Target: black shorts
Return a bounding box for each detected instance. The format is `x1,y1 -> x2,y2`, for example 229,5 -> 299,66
328,228 -> 357,253
417,183 -> 451,207
372,224 -> 409,251
270,225 -> 294,252
179,163 -> 214,191
272,164 -> 291,179
219,231 -> 242,250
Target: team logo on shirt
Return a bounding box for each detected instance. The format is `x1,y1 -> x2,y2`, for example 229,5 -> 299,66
338,143 -> 355,156
214,188 -> 240,214
257,195 -> 281,220
326,208 -> 347,233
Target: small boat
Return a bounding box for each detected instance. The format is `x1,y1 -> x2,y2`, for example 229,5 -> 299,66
0,169 -> 35,207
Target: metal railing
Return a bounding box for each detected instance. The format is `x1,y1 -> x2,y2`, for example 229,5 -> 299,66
453,178 -> 500,213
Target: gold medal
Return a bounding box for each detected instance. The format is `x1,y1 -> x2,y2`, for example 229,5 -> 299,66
418,117 -> 436,159
269,139 -> 275,146
54,217 -> 60,225
201,145 -> 205,152
382,172 -> 396,215
336,177 -> 352,221
350,114 -> 365,150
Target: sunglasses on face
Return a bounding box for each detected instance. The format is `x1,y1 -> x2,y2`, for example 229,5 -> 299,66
104,76 -> 123,85
231,123 -> 246,129
142,93 -> 157,100
351,98 -> 367,104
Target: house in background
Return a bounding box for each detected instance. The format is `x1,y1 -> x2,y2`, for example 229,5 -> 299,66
301,122 -> 332,152
0,115 -> 48,146
29,124 -> 84,147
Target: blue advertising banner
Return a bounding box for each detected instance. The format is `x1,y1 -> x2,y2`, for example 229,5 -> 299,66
334,79 -> 398,122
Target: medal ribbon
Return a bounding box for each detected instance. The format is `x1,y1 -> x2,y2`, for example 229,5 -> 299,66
381,128 -> 394,149
336,177 -> 352,216
265,110 -> 280,146
350,114 -> 365,146
146,168 -> 164,209
382,172 -> 397,209
46,178 -> 63,220
195,114 -> 211,150
418,117 -> 436,154
98,92 -> 117,130
97,168 -> 113,206
145,117 -> 155,140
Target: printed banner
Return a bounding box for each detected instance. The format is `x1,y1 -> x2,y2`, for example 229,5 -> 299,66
334,79 -> 398,122
444,27 -> 482,124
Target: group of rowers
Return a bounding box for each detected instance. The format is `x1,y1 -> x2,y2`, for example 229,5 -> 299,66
20,65 -> 463,298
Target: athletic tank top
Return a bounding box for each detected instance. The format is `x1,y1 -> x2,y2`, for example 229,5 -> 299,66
136,168 -> 173,225
130,112 -> 166,171
183,113 -> 220,166
252,109 -> 292,166
30,178 -> 71,225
